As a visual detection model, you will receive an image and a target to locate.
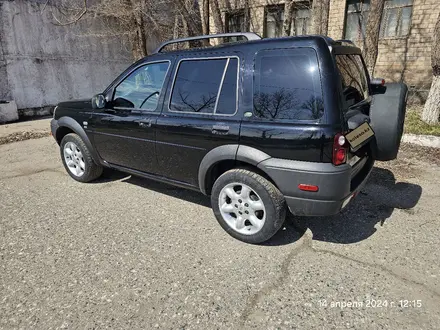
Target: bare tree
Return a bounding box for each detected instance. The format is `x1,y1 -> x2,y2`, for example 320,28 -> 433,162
310,0 -> 330,35
283,0 -> 294,36
47,0 -> 204,60
363,0 -> 385,76
176,0 -> 203,37
281,0 -> 313,37
201,0 -> 210,35
422,14 -> 440,125
211,0 -> 225,33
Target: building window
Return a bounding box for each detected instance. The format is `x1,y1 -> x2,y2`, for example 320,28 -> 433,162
265,5 -> 285,38
292,6 -> 311,35
344,0 -> 370,40
380,0 -> 413,38
226,10 -> 248,33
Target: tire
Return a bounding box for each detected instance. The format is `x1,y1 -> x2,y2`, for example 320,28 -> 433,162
370,82 -> 408,161
211,168 -> 286,244
60,133 -> 103,183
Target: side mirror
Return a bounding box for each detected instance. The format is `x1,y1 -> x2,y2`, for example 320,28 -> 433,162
92,94 -> 106,109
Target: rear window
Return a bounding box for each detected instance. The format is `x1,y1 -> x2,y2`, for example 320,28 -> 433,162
169,58 -> 238,115
253,48 -> 324,121
335,54 -> 369,107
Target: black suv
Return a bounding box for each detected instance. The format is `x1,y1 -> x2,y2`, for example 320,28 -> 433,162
51,33 -> 407,244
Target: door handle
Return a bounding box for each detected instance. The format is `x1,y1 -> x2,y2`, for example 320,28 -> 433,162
138,119 -> 152,128
104,108 -> 117,114
212,125 -> 229,133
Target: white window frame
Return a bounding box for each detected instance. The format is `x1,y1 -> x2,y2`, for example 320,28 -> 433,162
168,56 -> 240,117
380,0 -> 413,38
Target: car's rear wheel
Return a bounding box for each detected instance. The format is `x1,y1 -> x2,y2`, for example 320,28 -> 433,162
60,133 -> 103,182
211,168 -> 286,244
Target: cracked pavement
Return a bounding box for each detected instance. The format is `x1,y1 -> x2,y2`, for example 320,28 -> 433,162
1,137 -> 439,329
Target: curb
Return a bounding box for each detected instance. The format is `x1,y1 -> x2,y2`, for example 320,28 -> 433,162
402,133 -> 440,149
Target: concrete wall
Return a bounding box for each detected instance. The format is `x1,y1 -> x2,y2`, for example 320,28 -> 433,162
0,0 -> 133,113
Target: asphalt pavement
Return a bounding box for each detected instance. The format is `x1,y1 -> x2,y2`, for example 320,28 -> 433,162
1,137 -> 439,329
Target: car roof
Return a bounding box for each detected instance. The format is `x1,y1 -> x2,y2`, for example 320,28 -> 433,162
144,35 -> 359,62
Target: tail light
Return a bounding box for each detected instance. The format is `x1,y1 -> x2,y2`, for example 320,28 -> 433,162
333,133 -> 347,166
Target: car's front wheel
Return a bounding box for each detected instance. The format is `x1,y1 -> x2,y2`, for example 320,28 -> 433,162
211,168 -> 286,244
60,133 -> 103,183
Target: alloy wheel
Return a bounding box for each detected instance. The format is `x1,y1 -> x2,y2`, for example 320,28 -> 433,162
63,141 -> 86,177
218,182 -> 266,235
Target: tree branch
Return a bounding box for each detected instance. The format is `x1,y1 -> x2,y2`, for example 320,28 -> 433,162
52,0 -> 88,26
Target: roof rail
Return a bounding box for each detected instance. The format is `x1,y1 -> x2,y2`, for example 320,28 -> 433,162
153,32 -> 262,54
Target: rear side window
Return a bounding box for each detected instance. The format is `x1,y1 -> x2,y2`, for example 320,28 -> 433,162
253,48 -> 324,121
335,54 -> 369,107
216,59 -> 238,115
170,58 -> 238,115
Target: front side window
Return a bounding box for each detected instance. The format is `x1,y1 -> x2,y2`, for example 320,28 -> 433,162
253,48 -> 324,121
113,61 -> 169,110
344,0 -> 370,40
380,0 -> 413,38
170,58 -> 238,115
265,5 -> 285,38
335,54 -> 369,107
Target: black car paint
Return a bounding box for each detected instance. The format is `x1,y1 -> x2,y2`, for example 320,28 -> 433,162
52,36 -> 370,203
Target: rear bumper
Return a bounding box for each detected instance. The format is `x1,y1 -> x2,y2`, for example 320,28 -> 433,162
258,157 -> 374,216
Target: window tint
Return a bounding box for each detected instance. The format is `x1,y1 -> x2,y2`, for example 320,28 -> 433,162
335,54 -> 369,107
253,48 -> 324,121
216,59 -> 238,115
113,61 -> 169,110
170,58 -> 238,114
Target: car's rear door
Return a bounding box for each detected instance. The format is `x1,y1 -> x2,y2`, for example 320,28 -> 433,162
332,48 -> 375,184
90,60 -> 172,174
333,49 -> 373,151
155,53 -> 242,186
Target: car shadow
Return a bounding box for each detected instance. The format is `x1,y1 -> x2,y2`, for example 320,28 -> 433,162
277,166 -> 423,245
95,167 -> 422,246
97,169 -> 212,207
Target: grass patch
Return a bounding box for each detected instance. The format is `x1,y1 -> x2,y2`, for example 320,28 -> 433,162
404,106 -> 440,137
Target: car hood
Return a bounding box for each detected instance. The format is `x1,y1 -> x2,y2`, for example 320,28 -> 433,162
57,98 -> 92,109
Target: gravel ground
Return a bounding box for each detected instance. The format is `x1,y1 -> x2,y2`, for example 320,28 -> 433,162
0,118 -> 51,145
1,137 -> 439,329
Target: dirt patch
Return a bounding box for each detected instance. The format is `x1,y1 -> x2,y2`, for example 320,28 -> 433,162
0,131 -> 50,145
377,143 -> 440,181
397,143 -> 440,165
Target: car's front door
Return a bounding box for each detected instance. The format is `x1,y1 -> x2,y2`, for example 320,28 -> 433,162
155,54 -> 242,187
90,60 -> 171,173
